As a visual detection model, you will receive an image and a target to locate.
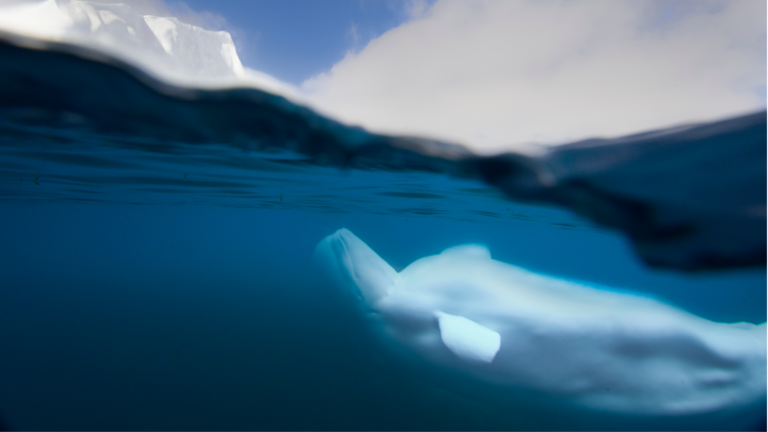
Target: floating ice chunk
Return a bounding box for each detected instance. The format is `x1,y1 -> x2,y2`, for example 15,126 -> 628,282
0,0 -> 249,83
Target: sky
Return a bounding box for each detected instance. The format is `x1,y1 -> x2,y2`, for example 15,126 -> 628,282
177,0 -> 426,85
0,0 -> 765,153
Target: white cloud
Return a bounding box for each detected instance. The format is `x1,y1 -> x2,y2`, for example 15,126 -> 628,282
302,0 -> 767,154
346,21 -> 360,51
405,0 -> 430,19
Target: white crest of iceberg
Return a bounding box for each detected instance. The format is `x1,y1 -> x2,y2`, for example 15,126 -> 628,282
143,15 -> 177,54
0,0 -> 289,94
314,228 -> 767,418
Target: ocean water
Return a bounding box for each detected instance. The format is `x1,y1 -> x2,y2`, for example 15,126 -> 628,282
0,35 -> 765,430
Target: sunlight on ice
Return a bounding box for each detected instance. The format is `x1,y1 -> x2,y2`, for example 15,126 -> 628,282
143,15 -> 177,54
0,0 -> 293,96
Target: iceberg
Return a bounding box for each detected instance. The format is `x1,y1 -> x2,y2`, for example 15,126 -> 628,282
314,228 -> 766,426
0,0 -> 251,85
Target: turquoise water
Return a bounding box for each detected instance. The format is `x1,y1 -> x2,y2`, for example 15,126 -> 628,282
0,36 -> 765,430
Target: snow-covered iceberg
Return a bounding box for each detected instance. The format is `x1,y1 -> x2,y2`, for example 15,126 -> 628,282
0,0 -> 280,88
314,228 -> 767,428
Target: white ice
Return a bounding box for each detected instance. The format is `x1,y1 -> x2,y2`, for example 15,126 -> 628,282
0,0 -> 295,96
314,228 -> 766,418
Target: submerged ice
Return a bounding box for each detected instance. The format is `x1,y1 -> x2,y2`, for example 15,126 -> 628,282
314,228 -> 766,418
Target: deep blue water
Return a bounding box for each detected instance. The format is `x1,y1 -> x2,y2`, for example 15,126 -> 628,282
1,202 -> 764,430
0,35 -> 765,430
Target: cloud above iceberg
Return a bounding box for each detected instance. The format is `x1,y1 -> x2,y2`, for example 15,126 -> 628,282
302,0 -> 767,154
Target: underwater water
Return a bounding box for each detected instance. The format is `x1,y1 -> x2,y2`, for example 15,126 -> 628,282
0,36 -> 765,431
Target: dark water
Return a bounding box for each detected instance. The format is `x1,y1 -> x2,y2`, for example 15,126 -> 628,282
0,35 -> 765,430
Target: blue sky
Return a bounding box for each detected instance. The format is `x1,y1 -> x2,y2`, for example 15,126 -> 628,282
178,0 -> 417,85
